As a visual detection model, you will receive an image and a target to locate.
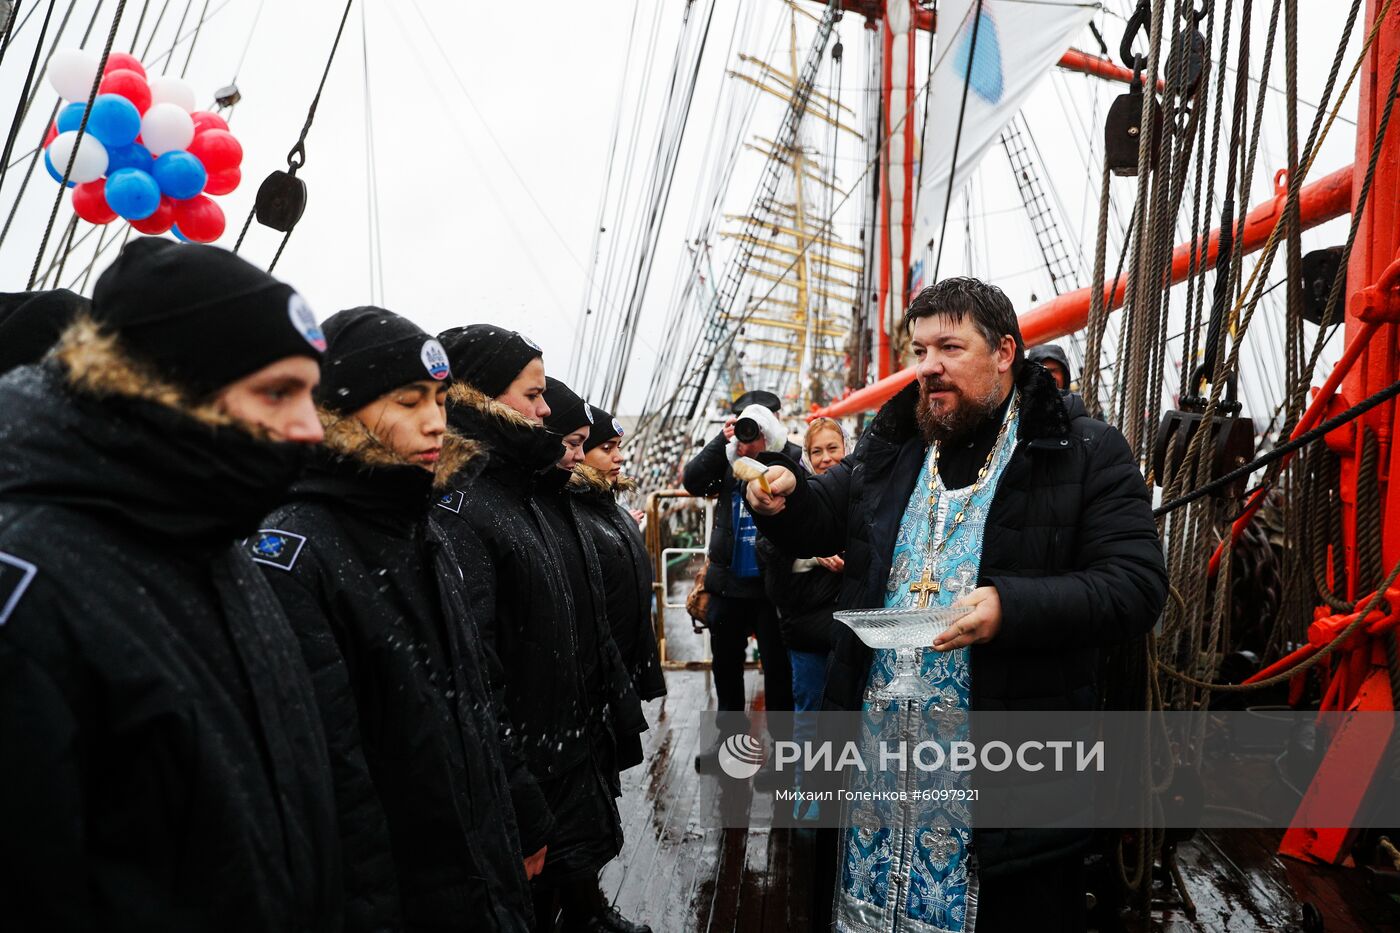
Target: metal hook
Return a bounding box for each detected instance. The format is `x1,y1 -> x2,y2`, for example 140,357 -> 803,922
1119,0 -> 1152,71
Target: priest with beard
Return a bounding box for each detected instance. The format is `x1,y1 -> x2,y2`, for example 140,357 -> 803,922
744,277 -> 1167,933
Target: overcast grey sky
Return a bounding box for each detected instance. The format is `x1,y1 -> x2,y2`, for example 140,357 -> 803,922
0,1 -> 1363,418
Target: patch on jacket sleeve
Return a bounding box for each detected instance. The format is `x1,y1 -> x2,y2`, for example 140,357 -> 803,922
0,551 -> 38,626
246,529 -> 308,572
436,490 -> 465,514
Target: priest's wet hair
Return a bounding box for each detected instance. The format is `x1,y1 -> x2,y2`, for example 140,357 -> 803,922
903,276 -> 1025,375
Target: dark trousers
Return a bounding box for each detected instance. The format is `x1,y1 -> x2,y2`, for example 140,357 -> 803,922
977,853 -> 1087,932
706,594 -> 793,738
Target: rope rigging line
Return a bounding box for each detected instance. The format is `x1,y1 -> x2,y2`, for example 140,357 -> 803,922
26,0 -> 126,289
629,4 -> 781,419
634,1 -> 845,439
228,0 -> 263,83
33,0 -> 236,287
597,0 -> 719,412
0,0 -> 30,71
232,0 -> 354,272
177,0 -> 208,79
0,0 -> 58,205
159,0 -> 192,75
569,0 -> 642,387
0,0 -> 107,257
930,0 -> 986,283
358,0 -> 382,305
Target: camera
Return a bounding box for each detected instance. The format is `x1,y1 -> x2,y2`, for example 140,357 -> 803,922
733,417 -> 762,444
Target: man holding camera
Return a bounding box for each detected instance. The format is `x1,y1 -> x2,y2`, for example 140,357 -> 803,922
682,391 -> 801,780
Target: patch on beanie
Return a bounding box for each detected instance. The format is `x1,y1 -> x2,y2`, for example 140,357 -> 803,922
421,338 -> 450,380
288,294 -> 326,352
613,418 -> 625,437
520,333 -> 541,352
583,402 -> 595,424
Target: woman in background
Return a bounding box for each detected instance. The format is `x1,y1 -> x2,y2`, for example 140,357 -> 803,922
757,417 -> 847,808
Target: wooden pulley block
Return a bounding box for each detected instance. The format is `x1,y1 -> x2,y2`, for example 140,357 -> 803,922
1104,81 -> 1162,176
1152,376 -> 1256,499
254,170 -> 307,233
1300,246 -> 1346,326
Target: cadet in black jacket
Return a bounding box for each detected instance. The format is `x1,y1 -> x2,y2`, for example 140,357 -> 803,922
535,379 -> 650,933
432,327 -> 645,933
254,307 -> 534,932
570,404 -> 665,706
0,240 -> 343,931
0,288 -> 88,374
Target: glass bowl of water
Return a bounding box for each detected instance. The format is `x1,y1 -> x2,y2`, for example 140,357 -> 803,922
833,605 -> 973,649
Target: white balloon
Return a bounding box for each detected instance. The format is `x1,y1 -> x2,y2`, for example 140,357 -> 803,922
147,75 -> 197,113
47,131 -> 108,184
47,48 -> 99,102
140,103 -> 195,156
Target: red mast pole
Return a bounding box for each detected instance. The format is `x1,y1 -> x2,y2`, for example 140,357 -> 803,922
1279,0 -> 1400,865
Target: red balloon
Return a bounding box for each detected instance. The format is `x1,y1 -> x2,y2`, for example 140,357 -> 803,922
203,166 -> 241,196
173,195 -> 225,243
190,111 -> 229,134
44,122 -> 58,148
102,52 -> 147,78
187,130 -> 242,174
130,196 -> 175,235
99,69 -> 152,114
72,180 -> 117,224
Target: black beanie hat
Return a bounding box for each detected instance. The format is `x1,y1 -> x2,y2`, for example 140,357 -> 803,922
583,403 -> 624,453
543,377 -> 594,435
0,289 -> 89,375
317,306 -> 451,413
437,323 -> 543,398
91,238 -> 324,396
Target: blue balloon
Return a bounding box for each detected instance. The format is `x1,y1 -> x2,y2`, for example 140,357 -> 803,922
106,142 -> 153,175
104,168 -> 161,220
171,223 -> 189,242
43,149 -> 76,188
56,102 -> 87,134
151,150 -> 207,200
87,94 -> 141,148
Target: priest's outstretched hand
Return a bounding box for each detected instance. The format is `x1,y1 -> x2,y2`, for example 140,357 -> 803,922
933,586 -> 1003,651
745,465 -> 796,515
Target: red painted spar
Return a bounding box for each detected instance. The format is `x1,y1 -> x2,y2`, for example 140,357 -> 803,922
811,164 -> 1354,419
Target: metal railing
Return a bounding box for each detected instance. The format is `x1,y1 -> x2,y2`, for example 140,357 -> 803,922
644,489 -> 713,669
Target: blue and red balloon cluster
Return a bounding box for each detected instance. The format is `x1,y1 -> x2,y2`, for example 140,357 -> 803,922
43,49 -> 243,242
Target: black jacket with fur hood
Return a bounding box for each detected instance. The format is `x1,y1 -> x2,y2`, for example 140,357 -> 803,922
255,413 -> 534,933
0,321 -> 343,932
566,465 -> 666,704
753,363 -> 1168,880
435,384 -> 641,883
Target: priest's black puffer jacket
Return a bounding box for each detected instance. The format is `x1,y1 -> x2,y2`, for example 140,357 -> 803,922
0,322 -> 343,932
753,363 -> 1168,879
256,414 -> 534,932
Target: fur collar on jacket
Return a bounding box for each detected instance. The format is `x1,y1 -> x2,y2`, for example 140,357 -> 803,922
445,382 -> 564,481
568,463 -> 639,497
318,407 -> 477,492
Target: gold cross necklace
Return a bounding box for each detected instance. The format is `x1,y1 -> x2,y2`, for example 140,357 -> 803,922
908,391 -> 1020,609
